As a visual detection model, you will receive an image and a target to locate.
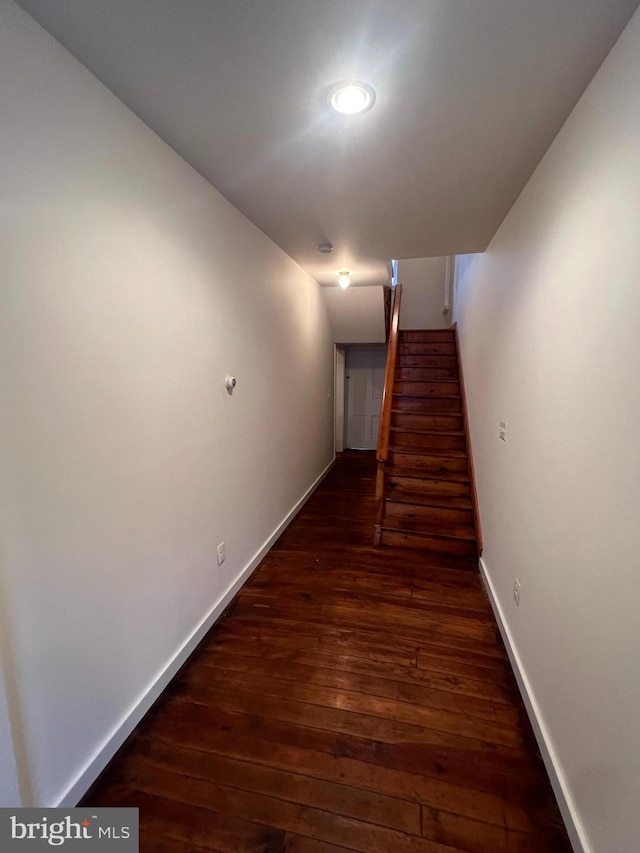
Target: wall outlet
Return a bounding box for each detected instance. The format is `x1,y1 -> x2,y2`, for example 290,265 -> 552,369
499,420 -> 507,441
216,542 -> 226,566
513,578 -> 521,607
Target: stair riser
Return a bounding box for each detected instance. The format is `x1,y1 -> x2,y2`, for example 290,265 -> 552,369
388,451 -> 468,475
387,476 -> 470,498
393,396 -> 462,413
395,367 -> 458,381
395,355 -> 458,369
391,413 -> 463,431
380,529 -> 478,557
391,432 -> 466,452
398,343 -> 456,356
400,329 -> 455,342
385,501 -> 474,529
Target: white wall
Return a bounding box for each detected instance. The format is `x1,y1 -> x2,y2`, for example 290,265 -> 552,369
322,285 -> 386,343
398,257 -> 451,329
0,0 -> 334,808
454,10 -> 640,853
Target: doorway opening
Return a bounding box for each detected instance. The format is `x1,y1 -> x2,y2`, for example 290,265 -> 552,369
337,344 -> 386,451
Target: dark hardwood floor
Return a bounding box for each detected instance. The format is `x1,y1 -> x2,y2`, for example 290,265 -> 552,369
85,451 -> 572,852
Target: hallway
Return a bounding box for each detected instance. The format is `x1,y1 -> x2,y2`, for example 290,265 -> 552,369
86,452 -> 571,851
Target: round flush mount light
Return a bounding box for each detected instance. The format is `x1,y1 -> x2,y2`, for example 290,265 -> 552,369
337,271 -> 351,289
317,242 -> 334,254
328,82 -> 376,115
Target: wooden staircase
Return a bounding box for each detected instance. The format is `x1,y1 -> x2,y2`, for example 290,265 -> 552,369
374,286 -> 481,557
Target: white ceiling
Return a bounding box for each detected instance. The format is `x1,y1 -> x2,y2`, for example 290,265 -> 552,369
16,0 -> 639,287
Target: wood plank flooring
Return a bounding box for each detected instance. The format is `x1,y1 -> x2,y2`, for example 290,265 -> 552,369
84,451 -> 571,852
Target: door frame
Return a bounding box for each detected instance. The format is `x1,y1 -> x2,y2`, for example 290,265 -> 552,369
334,346 -> 346,453
342,343 -> 387,451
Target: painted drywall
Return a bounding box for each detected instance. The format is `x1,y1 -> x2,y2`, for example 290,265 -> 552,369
398,257 -> 451,329
0,0 -> 334,808
453,9 -> 640,853
322,285 -> 386,344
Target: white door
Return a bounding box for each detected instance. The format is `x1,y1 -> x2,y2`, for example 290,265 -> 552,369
345,346 -> 387,450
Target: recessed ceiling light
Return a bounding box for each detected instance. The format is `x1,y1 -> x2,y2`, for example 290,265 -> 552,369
337,271 -> 351,289
329,82 -> 376,115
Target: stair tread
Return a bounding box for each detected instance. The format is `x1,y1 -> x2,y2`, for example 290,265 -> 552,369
398,344 -> 455,349
390,468 -> 471,483
391,412 -> 463,428
385,494 -> 474,510
390,427 -> 466,436
395,367 -> 458,373
393,394 -> 462,400
396,358 -> 457,364
389,471 -> 471,483
377,550 -> 480,570
387,482 -> 470,499
381,525 -> 477,541
390,448 -> 468,458
391,410 -> 462,419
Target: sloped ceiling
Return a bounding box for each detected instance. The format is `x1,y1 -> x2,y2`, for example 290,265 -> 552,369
16,0 -> 640,286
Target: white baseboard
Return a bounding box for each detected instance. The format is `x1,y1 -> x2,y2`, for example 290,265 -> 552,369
477,557 -> 589,853
55,457 -> 335,808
